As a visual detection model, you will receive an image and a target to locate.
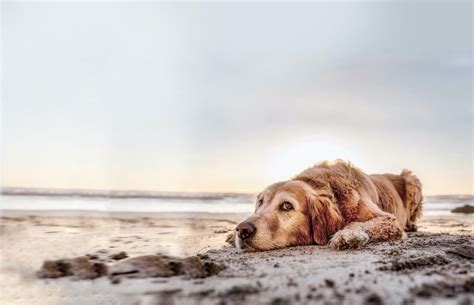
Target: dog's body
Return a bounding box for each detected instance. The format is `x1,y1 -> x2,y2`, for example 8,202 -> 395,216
231,160 -> 423,251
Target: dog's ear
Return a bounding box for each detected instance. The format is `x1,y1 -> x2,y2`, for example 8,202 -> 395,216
308,192 -> 344,245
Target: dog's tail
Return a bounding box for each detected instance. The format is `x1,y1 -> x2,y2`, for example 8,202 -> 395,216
400,169 -> 423,226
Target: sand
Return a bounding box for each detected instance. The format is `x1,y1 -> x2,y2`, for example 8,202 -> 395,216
0,210 -> 473,305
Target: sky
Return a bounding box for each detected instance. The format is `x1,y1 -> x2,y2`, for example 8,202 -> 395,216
1,1 -> 473,195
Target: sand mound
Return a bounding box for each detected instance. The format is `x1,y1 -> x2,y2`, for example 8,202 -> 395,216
37,252 -> 224,282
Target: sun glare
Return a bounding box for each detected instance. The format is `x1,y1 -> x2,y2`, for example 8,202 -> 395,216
265,135 -> 364,182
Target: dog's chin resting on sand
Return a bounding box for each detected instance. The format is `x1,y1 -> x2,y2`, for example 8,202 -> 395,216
227,160 -> 423,251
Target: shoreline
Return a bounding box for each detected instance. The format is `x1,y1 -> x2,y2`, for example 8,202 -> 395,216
2,208 -> 473,222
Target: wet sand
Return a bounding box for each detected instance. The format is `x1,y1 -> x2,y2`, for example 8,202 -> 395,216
0,211 -> 473,305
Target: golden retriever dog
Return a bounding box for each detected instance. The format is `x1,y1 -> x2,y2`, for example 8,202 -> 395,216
228,160 -> 422,251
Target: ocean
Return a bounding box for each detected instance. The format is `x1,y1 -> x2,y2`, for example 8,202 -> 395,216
1,190 -> 472,216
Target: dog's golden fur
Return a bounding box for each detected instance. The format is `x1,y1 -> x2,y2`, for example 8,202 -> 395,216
231,160 -> 423,251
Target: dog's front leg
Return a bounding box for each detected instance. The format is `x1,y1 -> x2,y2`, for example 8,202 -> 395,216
329,215 -> 403,250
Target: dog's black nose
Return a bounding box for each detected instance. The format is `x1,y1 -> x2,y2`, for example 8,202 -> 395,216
236,221 -> 256,240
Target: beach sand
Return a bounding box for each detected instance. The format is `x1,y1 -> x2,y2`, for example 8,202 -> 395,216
0,211 -> 472,305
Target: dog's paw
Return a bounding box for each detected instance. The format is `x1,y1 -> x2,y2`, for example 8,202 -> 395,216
225,231 -> 236,246
405,223 -> 418,232
329,229 -> 369,250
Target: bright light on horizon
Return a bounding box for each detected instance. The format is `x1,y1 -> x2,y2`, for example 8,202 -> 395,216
265,135 -> 364,183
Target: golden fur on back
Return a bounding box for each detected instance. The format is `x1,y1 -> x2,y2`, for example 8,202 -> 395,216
295,160 -> 422,232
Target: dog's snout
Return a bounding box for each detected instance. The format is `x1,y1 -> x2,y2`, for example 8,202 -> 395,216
236,221 -> 256,240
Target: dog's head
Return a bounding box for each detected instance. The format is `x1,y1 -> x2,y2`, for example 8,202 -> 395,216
235,180 -> 343,251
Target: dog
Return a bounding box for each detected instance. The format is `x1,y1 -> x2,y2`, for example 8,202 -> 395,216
227,160 -> 422,251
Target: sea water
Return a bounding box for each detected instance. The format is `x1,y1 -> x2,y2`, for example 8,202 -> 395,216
1,194 -> 472,216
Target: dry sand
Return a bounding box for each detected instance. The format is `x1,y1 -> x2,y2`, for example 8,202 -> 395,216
0,211 -> 473,305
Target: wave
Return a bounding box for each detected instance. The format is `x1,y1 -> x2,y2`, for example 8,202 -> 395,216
1,187 -> 253,201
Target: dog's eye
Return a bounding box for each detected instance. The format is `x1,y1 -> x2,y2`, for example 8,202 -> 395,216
257,198 -> 264,207
280,201 -> 293,211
